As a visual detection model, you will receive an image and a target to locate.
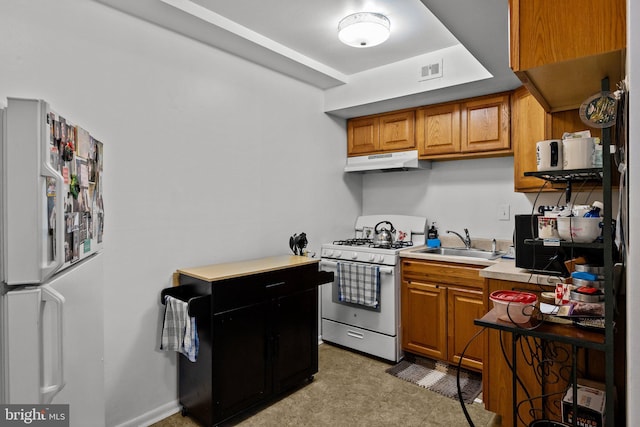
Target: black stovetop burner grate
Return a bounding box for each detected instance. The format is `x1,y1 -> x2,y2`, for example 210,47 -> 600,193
332,238 -> 373,246
332,239 -> 414,250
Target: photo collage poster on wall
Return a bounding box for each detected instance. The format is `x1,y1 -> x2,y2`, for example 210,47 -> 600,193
46,110 -> 104,264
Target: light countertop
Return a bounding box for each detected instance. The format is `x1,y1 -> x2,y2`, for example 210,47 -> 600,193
479,259 -> 566,287
177,255 -> 319,282
400,245 -> 565,287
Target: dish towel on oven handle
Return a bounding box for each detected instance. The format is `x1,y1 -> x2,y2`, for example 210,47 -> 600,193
337,262 -> 380,308
160,295 -> 199,362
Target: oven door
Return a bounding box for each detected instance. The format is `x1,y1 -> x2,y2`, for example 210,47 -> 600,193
319,259 -> 397,336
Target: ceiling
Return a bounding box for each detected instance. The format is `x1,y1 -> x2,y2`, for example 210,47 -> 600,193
95,0 -> 521,114
179,0 -> 460,76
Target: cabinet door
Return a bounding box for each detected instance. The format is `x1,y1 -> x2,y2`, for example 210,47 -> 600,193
272,288 -> 317,393
347,117 -> 379,155
401,280 -> 447,360
447,287 -> 485,372
212,302 -> 270,421
416,103 -> 461,156
509,0 -> 626,72
378,110 -> 415,152
512,86 -> 550,192
461,94 -> 510,153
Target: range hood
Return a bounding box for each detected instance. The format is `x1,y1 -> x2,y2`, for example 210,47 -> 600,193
344,150 -> 431,173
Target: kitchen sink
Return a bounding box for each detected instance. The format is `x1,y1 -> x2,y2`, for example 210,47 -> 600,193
414,247 -> 504,260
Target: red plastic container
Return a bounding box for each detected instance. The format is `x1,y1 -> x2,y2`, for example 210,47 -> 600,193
490,290 -> 538,323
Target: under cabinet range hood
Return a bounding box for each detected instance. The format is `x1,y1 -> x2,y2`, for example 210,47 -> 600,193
344,150 -> 430,173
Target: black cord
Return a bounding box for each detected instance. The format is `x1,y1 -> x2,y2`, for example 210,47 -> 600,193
456,326 -> 487,427
498,330 -> 536,424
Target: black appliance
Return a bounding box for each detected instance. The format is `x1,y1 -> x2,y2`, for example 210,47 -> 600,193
514,214 -> 569,276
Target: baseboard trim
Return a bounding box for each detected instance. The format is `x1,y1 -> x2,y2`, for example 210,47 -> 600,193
113,400 -> 180,427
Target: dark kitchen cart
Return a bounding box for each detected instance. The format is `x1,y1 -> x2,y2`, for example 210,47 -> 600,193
476,78 -> 623,426
166,256 -> 333,427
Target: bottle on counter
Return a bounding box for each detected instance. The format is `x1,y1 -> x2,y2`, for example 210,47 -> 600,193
427,222 -> 441,248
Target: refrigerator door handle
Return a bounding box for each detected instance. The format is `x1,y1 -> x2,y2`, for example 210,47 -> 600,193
40,285 -> 66,403
40,127 -> 65,282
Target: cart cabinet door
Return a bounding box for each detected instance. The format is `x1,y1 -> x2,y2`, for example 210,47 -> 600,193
212,301 -> 270,422
272,288 -> 318,393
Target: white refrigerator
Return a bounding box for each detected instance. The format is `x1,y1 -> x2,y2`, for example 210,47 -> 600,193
0,98 -> 106,426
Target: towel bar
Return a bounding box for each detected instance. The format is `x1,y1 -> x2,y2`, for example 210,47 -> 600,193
161,285 -> 210,317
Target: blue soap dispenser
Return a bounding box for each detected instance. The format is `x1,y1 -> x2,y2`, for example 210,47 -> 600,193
427,222 -> 441,248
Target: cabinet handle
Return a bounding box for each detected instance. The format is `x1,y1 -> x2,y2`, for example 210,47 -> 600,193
347,330 -> 364,340
265,281 -> 285,289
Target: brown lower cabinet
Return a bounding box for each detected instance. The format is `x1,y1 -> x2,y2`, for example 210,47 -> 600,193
401,259 -> 487,372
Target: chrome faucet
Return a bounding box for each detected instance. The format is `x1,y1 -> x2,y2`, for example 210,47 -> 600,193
446,228 -> 472,249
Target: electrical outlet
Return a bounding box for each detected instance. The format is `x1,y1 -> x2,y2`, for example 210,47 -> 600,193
497,204 -> 510,221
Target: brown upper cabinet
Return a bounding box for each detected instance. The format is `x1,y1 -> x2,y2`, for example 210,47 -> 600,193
460,94 -> 511,154
347,93 -> 513,161
416,93 -> 511,160
415,103 -> 461,156
511,86 -> 550,192
509,0 -> 626,112
347,110 -> 415,156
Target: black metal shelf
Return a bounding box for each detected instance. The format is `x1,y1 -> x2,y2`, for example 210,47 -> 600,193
475,310 -> 607,351
524,168 -> 603,182
524,238 -> 604,250
477,76 -> 619,427
524,168 -> 604,204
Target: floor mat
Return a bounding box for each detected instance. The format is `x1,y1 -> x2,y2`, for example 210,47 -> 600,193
386,355 -> 482,404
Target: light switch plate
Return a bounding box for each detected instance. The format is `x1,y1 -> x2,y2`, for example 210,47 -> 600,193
497,204 -> 510,221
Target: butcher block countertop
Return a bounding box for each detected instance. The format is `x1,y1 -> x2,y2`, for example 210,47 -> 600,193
177,255 -> 320,282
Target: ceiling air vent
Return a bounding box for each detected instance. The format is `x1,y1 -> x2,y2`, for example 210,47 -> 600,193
419,59 -> 443,81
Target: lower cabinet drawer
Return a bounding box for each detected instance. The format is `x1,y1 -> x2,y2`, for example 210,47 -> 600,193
321,319 -> 399,362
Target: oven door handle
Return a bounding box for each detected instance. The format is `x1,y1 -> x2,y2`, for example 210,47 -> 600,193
319,259 -> 393,275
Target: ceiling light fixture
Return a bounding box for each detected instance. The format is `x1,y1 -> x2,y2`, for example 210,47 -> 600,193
338,12 -> 390,48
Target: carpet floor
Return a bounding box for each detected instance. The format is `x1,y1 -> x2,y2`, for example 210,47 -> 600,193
151,343 -> 499,427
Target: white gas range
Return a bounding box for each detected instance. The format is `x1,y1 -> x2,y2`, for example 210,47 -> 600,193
319,215 -> 428,362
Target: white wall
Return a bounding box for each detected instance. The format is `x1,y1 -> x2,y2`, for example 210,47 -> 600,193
0,1 -> 361,426
363,156 -> 610,242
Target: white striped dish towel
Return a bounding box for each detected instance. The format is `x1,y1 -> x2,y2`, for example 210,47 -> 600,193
160,295 -> 199,362
337,262 -> 380,308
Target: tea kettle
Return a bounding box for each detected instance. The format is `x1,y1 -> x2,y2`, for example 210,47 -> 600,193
373,221 -> 396,246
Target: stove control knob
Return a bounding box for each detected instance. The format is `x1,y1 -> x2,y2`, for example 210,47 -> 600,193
325,250 -> 333,257
368,254 -> 375,261
351,252 -> 358,260
376,255 -> 385,263
335,251 -> 342,258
